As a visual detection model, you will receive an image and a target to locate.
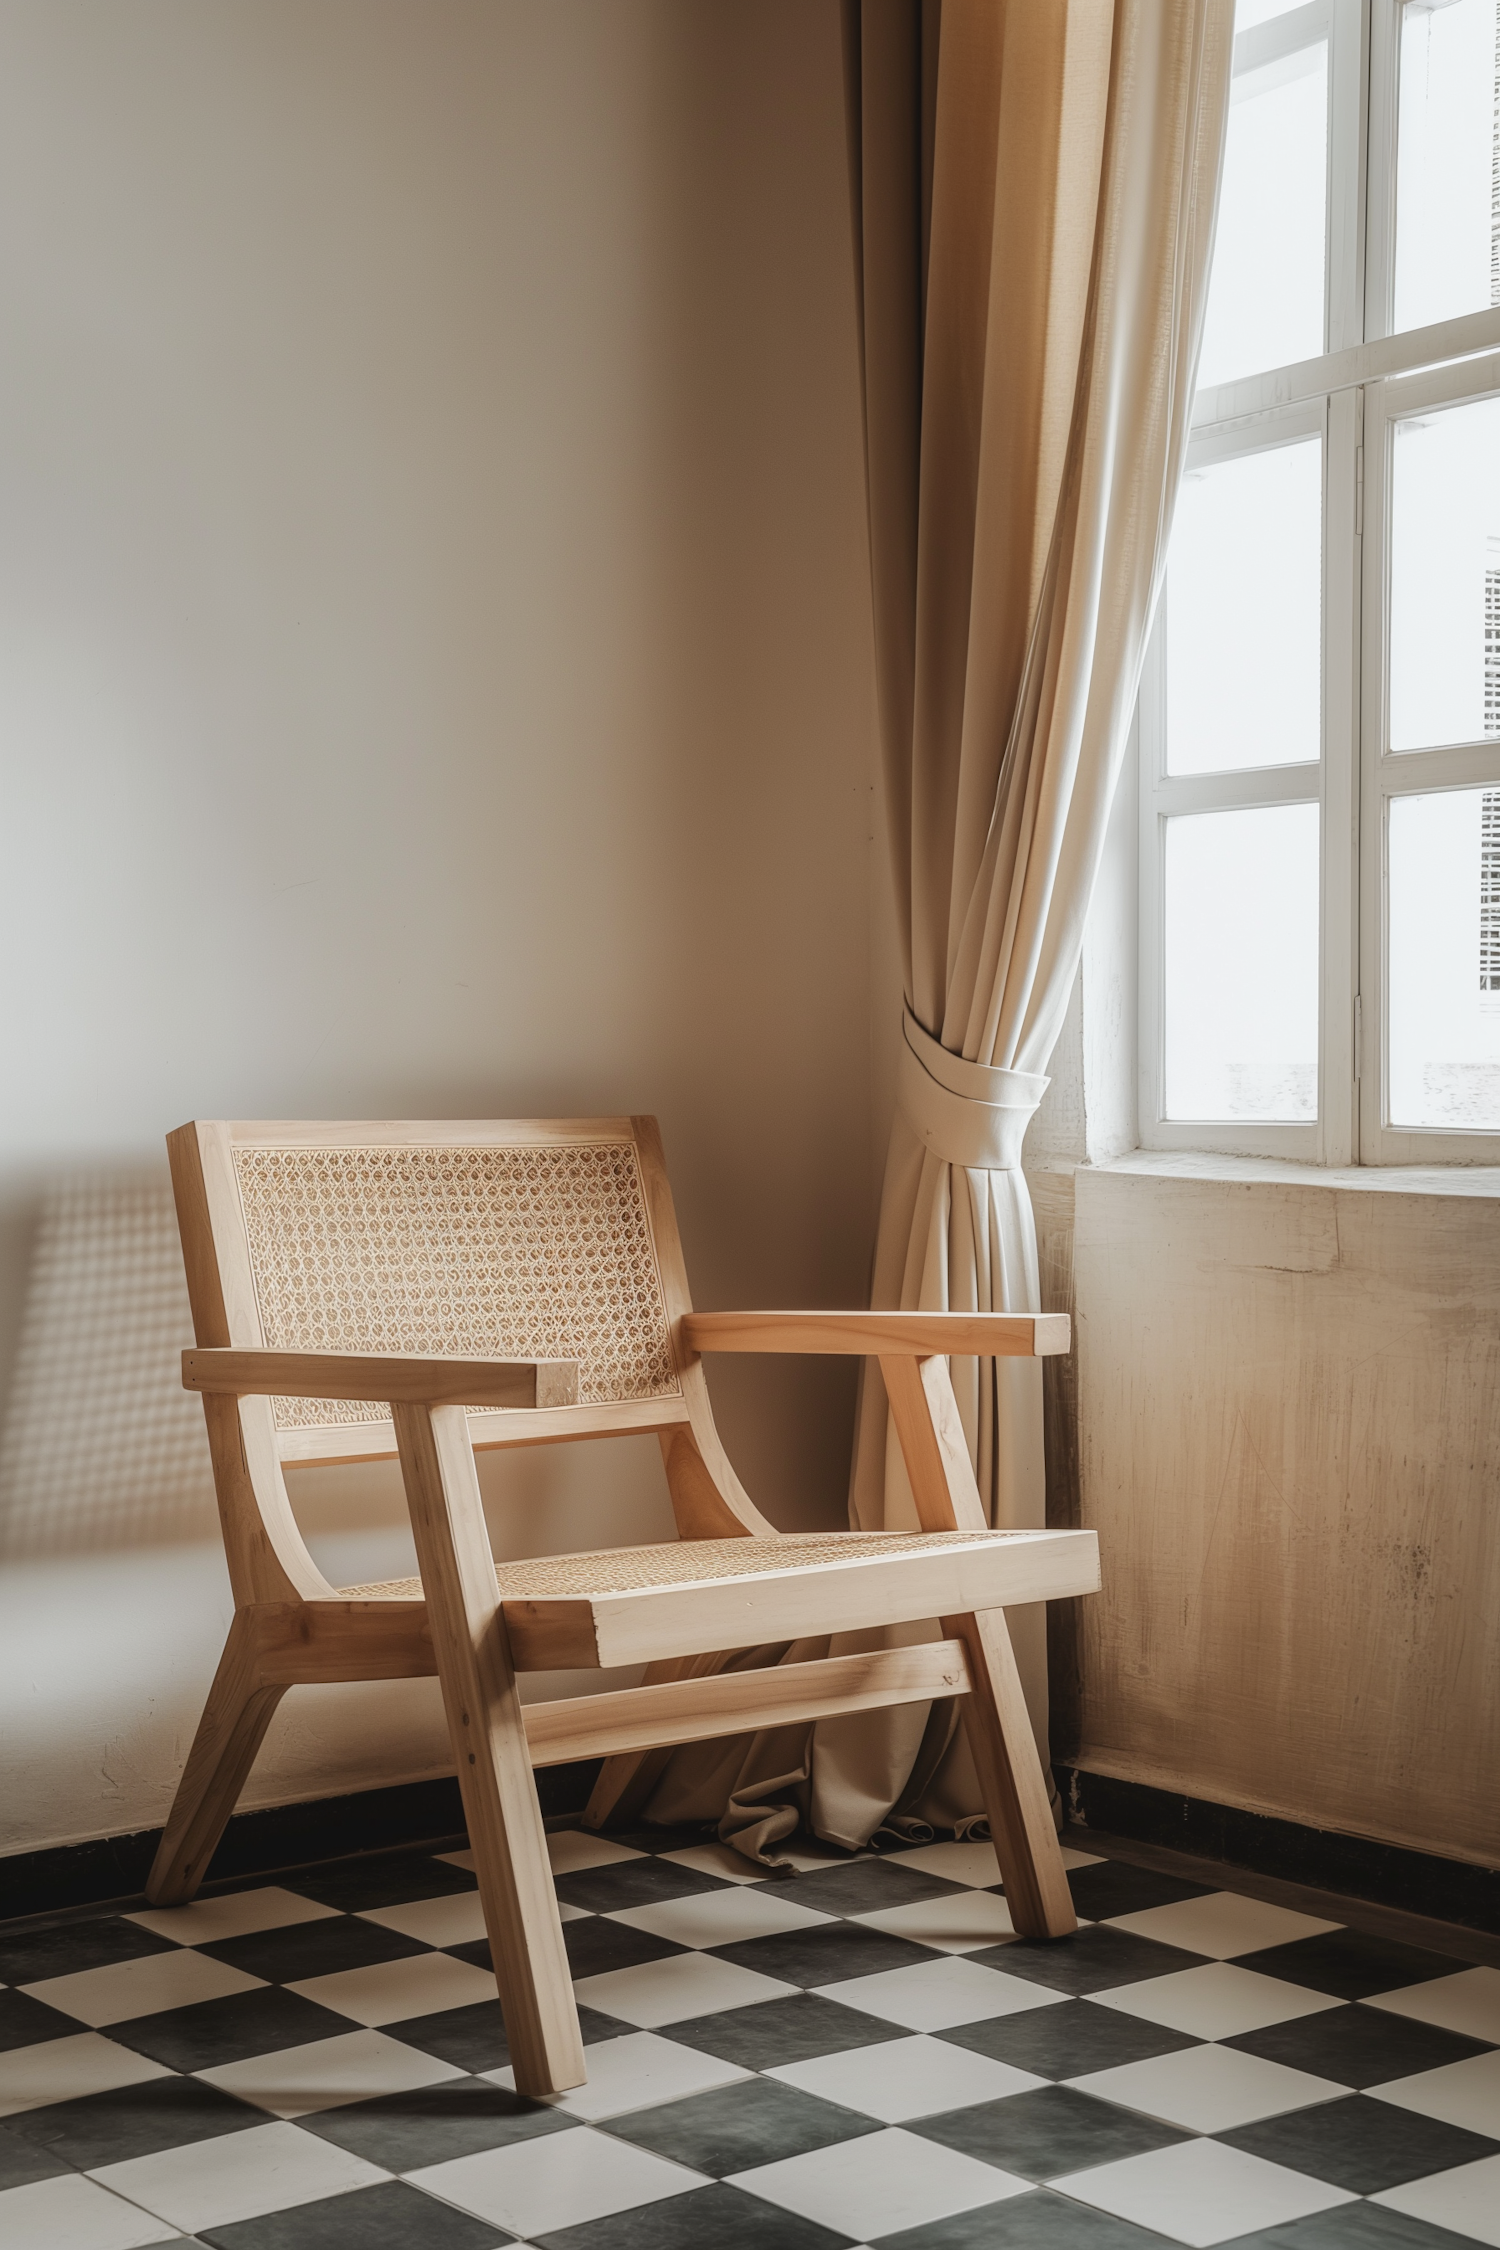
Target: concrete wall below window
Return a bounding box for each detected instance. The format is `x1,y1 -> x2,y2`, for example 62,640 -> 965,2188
1066,1157 -> 1500,1871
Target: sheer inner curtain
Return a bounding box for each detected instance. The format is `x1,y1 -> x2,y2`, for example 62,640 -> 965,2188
645,0 -> 1231,1858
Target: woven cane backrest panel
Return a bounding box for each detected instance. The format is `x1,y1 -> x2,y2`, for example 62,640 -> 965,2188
231,1140 -> 680,1430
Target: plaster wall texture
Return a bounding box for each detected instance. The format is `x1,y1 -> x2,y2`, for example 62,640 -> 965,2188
0,0 -> 885,1855
1071,1164 -> 1500,1869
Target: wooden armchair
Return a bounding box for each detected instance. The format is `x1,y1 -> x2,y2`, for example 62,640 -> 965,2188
153,1116 -> 1099,2096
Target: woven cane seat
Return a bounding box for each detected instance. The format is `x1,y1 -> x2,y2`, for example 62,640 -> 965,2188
340,1529 -> 997,1603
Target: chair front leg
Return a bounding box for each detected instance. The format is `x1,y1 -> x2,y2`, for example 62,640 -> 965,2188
881,1351 -> 1076,1941
392,1401 -> 584,2096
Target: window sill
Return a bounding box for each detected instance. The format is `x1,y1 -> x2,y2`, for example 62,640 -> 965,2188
1083,1149 -> 1500,1199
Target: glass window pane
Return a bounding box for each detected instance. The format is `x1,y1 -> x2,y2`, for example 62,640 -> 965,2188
1390,392 -> 1500,752
1164,804 -> 1320,1120
1389,786 -> 1500,1128
1197,39 -> 1328,389
1166,438 -> 1322,774
1393,0 -> 1500,335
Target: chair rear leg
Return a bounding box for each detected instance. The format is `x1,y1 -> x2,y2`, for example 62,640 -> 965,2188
946,1606 -> 1076,1939
147,1614 -> 285,1905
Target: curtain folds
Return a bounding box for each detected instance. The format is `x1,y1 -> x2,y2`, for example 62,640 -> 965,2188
645,0 -> 1232,1859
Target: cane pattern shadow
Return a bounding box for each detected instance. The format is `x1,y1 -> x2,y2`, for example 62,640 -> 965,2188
0,1168 -> 217,1557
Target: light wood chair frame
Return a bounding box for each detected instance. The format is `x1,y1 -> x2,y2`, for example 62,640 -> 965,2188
152,1115 -> 1099,2095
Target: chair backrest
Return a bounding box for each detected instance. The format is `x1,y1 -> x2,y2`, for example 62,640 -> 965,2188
169,1117 -> 696,1467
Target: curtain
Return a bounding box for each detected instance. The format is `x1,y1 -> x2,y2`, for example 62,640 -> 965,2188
644,0 -> 1231,1859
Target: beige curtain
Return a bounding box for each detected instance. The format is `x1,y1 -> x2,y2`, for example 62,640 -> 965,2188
645,0 -> 1231,1858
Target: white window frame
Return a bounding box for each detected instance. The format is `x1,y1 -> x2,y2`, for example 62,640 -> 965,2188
1138,0 -> 1500,1166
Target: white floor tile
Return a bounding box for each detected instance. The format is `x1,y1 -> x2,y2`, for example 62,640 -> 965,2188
1105,1894 -> 1341,1959
1061,1848 -> 1105,1869
606,1887 -> 833,1949
1366,1968 -> 1500,2046
545,1831 -> 647,1875
0,2175 -> 182,2250
198,2028 -> 464,2117
0,2033 -> 168,2118
1068,2042 -> 1349,2132
730,2124 -> 1029,2237
358,1892 -> 489,1948
289,1950 -> 498,2026
409,2123 -> 702,2236
125,1887 -> 340,1946
884,1840 -> 1004,1888
1092,1963 -> 1343,2040
769,2033 -> 1047,2121
492,2029 -> 750,2118
658,1843 -> 770,1884
1369,2050 -> 1500,2140
572,1951 -> 797,2028
817,1956 -> 1069,2033
1373,2152 -> 1500,2246
90,2120 -> 386,2233
854,1890 -> 1019,1953
1051,2136 -> 1355,2247
21,1951 -> 264,2029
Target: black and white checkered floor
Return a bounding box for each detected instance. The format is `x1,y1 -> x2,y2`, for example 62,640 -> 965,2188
2,1827 -> 1497,2250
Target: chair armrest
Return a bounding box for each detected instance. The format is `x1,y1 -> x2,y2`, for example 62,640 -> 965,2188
182,1348 -> 580,1410
680,1311 -> 1069,1358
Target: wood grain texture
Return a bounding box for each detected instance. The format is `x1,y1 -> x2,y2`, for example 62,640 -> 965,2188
502,1527 -> 1099,1669
275,1394 -> 691,1466
392,1401 -> 583,2095
525,1641 -> 973,1766
145,1614 -> 287,1904
683,1310 -> 1071,1357
1073,1166 -> 1500,1868
185,1347 -> 579,1410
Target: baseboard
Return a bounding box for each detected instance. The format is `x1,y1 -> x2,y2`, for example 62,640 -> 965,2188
0,1761 -> 602,1924
1057,1765 -> 1500,1937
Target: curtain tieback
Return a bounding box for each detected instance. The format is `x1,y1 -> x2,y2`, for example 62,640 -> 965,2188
898,1009 -> 1049,1171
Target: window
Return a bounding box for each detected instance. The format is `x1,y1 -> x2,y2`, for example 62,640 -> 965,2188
1139,0 -> 1500,1162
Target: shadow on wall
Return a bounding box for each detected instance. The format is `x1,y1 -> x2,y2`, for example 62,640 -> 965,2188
0,1163 -> 217,1558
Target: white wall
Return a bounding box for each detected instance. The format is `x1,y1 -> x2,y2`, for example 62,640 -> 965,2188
0,1 -> 884,1856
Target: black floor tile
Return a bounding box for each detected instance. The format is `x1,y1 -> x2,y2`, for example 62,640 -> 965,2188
1218,2089 -> 1500,2194
972,1928 -> 1206,1997
201,1915 -> 427,1983
554,1857 -> 730,1913
534,2179 -> 854,2250
303,2075 -> 575,2167
605,1823 -> 724,1856
0,1986 -> 86,2052
0,1915 -> 178,1985
938,1997 -> 1200,2078
712,1922 -> 937,1988
1228,2201 -> 1483,2247
289,1854 -> 478,1912
914,2083 -> 1190,2181
779,1859 -> 967,1917
1226,2001 -> 1491,2087
198,2177 -> 515,2248
878,2189 -> 1177,2248
1066,1865 -> 1214,1921
0,2118 -> 72,2191
448,1921 -> 683,1983
386,1998 -> 631,2075
5,2072 -> 263,2168
606,2075 -> 876,2175
566,1920 -> 685,1979
107,1986 -> 355,2071
665,1991 -> 911,2070
1231,1930 -> 1468,2003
